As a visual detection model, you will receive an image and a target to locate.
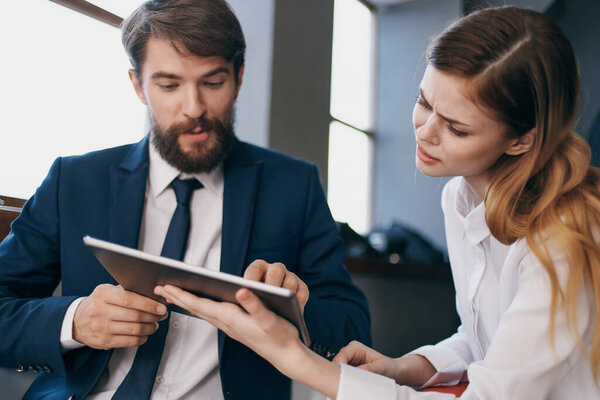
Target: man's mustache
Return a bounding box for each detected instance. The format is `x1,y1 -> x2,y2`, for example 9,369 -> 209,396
167,117 -> 220,136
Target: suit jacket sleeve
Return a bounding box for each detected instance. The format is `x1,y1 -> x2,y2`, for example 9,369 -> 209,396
297,165 -> 371,352
0,157 -> 77,377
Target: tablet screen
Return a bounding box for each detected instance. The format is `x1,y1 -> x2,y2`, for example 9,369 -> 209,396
83,236 -> 311,345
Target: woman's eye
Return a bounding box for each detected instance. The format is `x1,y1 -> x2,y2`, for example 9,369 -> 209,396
447,124 -> 467,137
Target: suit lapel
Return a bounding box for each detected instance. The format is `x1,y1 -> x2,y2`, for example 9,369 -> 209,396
219,140 -> 262,359
220,140 -> 262,277
109,137 -> 150,249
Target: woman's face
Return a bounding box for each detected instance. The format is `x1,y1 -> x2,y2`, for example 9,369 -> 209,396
413,66 -> 517,190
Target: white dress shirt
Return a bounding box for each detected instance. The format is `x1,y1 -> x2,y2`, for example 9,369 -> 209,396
60,144 -> 225,399
335,177 -> 598,399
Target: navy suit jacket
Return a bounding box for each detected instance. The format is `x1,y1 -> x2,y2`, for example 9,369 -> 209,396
0,137 -> 371,399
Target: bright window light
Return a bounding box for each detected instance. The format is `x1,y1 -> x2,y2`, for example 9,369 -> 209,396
328,0 -> 374,235
327,121 -> 373,234
0,0 -> 146,199
330,0 -> 374,132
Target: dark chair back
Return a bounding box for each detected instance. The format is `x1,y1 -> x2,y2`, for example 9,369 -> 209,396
0,195 -> 25,241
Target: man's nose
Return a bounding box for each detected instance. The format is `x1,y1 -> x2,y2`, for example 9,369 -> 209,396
182,88 -> 205,120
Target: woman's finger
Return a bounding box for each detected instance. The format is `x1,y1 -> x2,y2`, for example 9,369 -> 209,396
155,285 -> 218,319
332,341 -> 369,365
235,288 -> 278,327
357,359 -> 391,376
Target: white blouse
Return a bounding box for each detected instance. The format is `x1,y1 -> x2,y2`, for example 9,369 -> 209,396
335,177 -> 598,399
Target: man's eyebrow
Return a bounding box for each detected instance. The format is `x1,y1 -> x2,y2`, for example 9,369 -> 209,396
202,67 -> 231,78
151,72 -> 181,80
420,88 -> 470,127
150,67 -> 231,81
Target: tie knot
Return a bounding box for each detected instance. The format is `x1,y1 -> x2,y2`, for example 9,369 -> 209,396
171,178 -> 203,206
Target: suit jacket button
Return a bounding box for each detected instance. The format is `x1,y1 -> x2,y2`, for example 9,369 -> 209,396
16,365 -> 27,372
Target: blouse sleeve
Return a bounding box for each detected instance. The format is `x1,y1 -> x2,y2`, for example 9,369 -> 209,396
334,251 -> 593,400
457,250 -> 593,400
408,324 -> 472,387
334,364 -> 457,400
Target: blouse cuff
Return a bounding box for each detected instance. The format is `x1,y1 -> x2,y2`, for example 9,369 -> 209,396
334,364 -> 398,400
408,345 -> 466,388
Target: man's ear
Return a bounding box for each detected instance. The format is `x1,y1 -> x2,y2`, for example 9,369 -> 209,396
505,128 -> 536,156
234,64 -> 245,98
128,69 -> 147,105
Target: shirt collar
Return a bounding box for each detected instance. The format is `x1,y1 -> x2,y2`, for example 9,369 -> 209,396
148,142 -> 224,199
454,177 -> 490,247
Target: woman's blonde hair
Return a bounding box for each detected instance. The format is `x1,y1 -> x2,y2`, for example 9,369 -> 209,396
428,6 -> 600,378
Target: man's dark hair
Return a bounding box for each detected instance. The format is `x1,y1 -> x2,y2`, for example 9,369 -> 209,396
121,0 -> 246,81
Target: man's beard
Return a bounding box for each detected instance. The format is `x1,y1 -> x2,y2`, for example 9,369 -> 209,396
150,112 -> 236,174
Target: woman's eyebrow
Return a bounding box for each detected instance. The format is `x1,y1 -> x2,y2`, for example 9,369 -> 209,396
420,88 -> 470,127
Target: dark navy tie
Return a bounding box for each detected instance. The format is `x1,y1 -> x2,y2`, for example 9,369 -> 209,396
113,177 -> 203,399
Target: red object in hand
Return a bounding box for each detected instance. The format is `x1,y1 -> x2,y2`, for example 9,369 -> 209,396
422,382 -> 468,396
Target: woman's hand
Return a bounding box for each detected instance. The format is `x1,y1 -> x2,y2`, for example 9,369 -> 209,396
154,285 -> 341,398
154,285 -> 301,364
334,341 -> 436,386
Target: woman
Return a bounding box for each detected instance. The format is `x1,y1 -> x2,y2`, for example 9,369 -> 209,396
155,6 -> 600,399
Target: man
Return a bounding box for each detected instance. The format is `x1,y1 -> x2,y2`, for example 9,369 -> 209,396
0,0 -> 371,399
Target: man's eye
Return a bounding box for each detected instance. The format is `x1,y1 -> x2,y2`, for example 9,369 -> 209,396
159,84 -> 178,90
204,81 -> 224,88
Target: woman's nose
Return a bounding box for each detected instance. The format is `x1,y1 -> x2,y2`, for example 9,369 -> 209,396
416,115 -> 439,144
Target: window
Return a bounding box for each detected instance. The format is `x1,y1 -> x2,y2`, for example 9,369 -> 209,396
0,1 -> 145,199
327,0 -> 375,234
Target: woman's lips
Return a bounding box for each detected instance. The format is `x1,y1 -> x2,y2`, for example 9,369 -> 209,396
416,145 -> 440,163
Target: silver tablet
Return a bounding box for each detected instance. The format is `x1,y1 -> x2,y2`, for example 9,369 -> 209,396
83,236 -> 311,345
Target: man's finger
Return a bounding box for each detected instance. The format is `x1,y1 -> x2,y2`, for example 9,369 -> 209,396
104,285 -> 167,316
108,334 -> 150,349
264,263 -> 286,287
108,305 -> 167,323
281,273 -> 299,293
243,260 -> 268,282
109,320 -> 160,337
296,280 -> 309,309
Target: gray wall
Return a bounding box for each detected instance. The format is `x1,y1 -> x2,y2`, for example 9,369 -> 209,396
268,0 -> 335,187
233,0 -> 335,187
373,0 -> 462,250
228,0 -> 275,147
464,0 -> 554,13
547,0 -> 600,138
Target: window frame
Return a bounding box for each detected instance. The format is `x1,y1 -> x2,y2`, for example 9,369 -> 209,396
49,0 -> 123,27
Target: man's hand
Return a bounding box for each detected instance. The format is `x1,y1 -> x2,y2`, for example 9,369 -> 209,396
73,284 -> 168,350
243,260 -> 309,311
